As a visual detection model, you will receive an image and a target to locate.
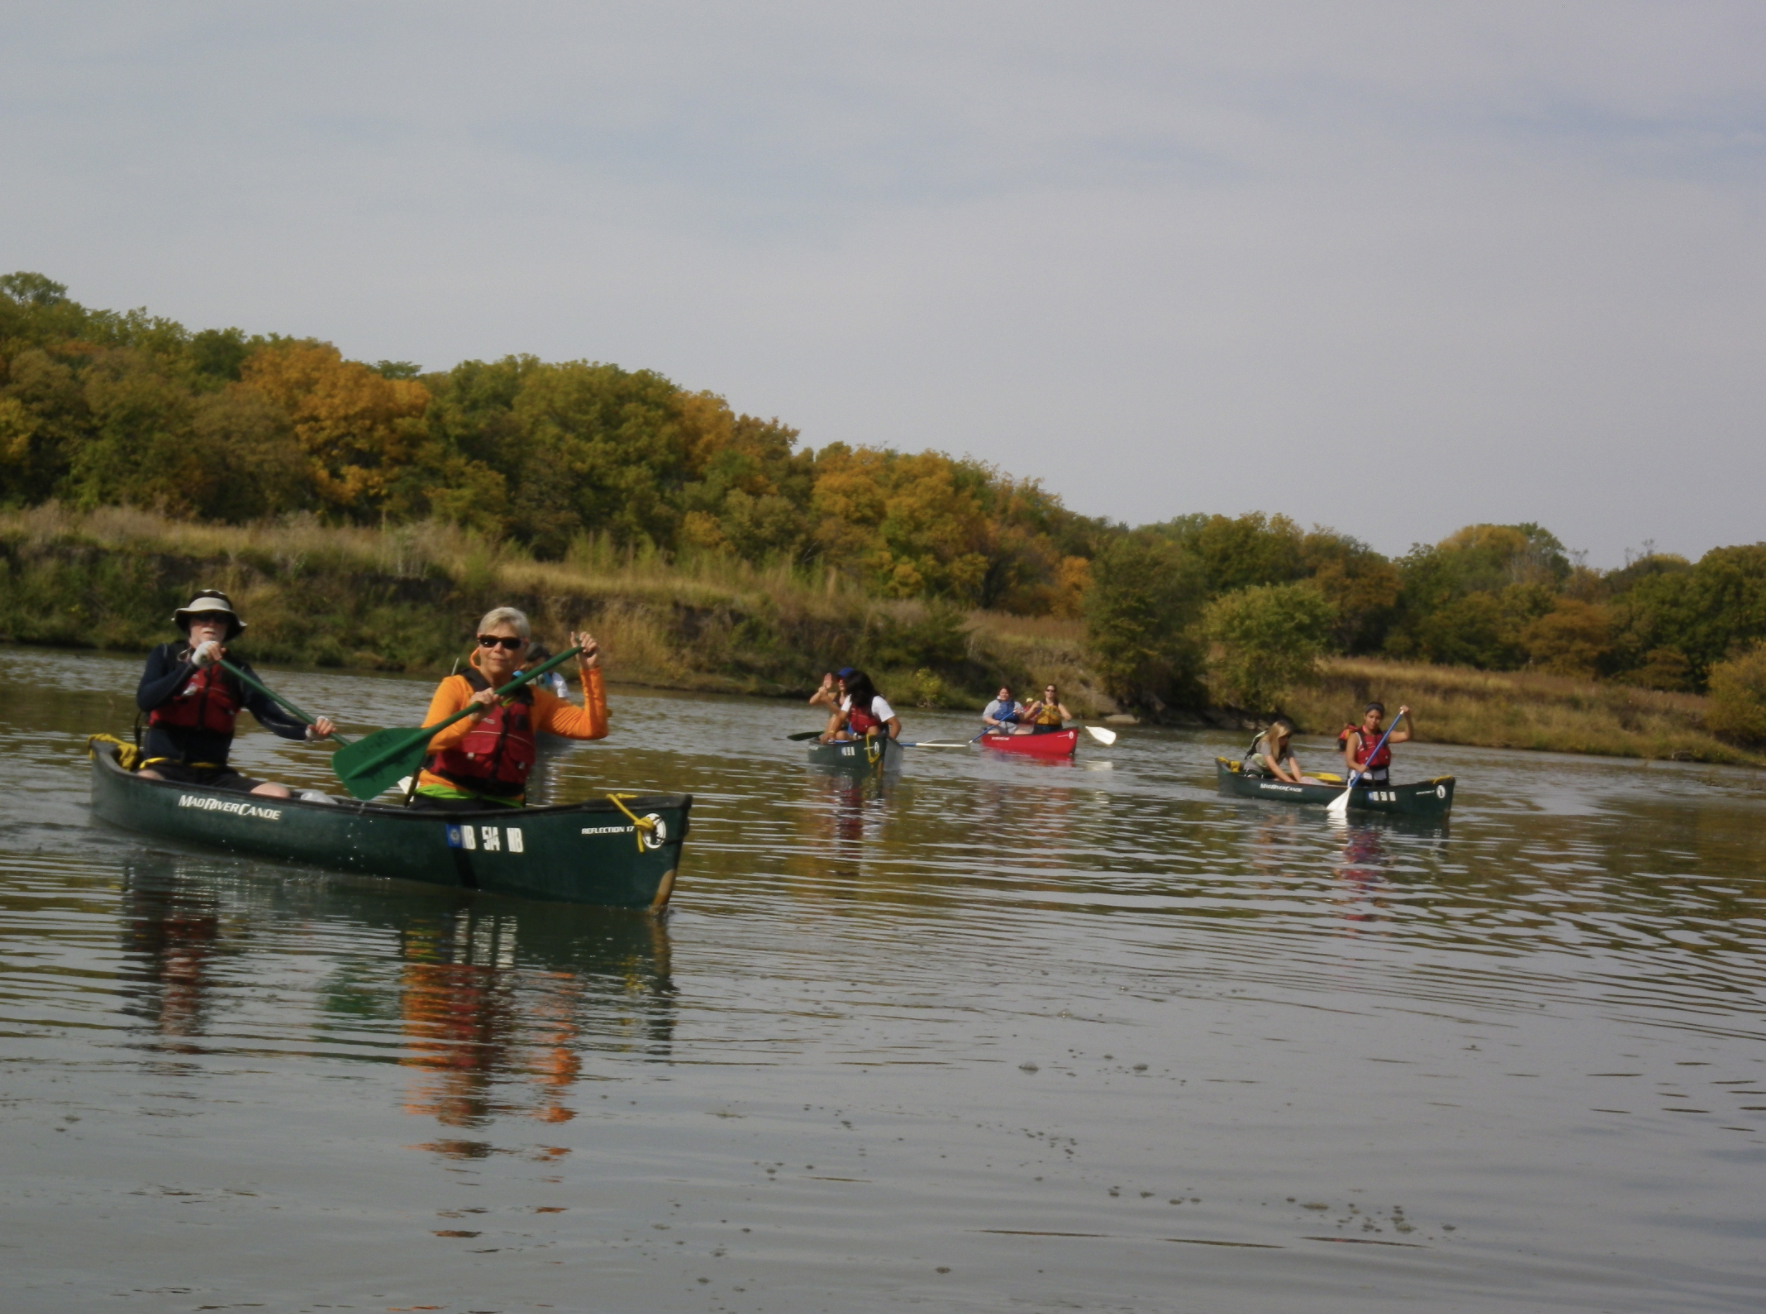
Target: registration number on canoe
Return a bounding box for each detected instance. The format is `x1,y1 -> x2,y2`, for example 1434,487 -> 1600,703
446,824 -> 524,854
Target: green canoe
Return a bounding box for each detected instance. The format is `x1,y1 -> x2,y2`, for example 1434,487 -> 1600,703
805,733 -> 898,772
89,740 -> 692,909
1214,757 -> 1455,817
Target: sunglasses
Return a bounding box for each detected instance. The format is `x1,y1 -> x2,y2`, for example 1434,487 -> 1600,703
477,634 -> 525,651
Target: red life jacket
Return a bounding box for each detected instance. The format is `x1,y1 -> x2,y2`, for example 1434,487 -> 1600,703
426,670 -> 537,797
848,698 -> 884,737
148,658 -> 241,736
1340,723 -> 1392,770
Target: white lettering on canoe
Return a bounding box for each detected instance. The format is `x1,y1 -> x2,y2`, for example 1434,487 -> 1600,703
481,825 -> 500,852
461,824 -> 476,851
507,826 -> 524,854
581,825 -> 636,836
177,795 -> 282,822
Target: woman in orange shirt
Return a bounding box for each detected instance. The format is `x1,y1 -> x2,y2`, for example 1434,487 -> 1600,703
410,607 -> 608,811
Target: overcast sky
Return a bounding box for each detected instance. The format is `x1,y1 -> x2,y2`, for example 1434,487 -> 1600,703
3,2 -> 1762,564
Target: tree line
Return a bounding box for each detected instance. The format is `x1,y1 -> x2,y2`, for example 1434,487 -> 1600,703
3,272 -> 1763,729
1085,515 -> 1766,730
0,272 -> 1096,616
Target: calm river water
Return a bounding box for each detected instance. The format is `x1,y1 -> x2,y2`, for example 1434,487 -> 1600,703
5,644 -> 1766,1312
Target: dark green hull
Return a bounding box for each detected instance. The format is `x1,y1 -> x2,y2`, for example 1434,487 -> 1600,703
89,742 -> 691,909
1215,758 -> 1454,817
805,734 -> 898,772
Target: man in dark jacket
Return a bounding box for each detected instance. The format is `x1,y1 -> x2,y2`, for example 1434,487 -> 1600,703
137,590 -> 336,798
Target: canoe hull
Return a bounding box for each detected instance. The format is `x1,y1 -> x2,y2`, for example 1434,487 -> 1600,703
89,742 -> 691,909
806,734 -> 898,772
1215,758 -> 1454,817
981,728 -> 1080,758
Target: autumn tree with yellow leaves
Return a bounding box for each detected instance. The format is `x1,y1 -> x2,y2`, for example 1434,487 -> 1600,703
241,342 -> 429,519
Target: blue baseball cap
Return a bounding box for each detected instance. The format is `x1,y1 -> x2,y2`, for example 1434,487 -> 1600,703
836,666 -> 857,679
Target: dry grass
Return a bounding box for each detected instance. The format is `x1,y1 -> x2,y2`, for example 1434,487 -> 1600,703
963,609 -> 1113,717
1280,656 -> 1759,766
0,504 -> 857,615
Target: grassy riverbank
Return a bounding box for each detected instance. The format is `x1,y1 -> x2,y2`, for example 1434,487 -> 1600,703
1281,656 -> 1760,767
0,505 -> 1112,710
2,505 -> 1755,766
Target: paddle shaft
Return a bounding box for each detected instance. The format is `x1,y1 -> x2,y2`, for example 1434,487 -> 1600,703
344,645 -> 583,779
216,656 -> 352,745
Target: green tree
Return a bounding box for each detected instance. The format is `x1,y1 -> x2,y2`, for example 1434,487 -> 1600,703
1301,529 -> 1400,652
1202,581 -> 1336,712
1083,532 -> 1207,713
1154,511 -> 1306,595
1706,642 -> 1766,744
1520,599 -> 1613,678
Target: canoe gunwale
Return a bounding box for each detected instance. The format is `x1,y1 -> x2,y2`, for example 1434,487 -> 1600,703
89,741 -> 687,820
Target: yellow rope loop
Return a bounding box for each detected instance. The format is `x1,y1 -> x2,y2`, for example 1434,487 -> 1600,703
87,734 -> 141,771
606,793 -> 657,853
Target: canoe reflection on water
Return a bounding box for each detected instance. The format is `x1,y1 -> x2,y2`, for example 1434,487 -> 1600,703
117,855 -> 675,1135
1235,803 -> 1451,931
806,763 -> 890,842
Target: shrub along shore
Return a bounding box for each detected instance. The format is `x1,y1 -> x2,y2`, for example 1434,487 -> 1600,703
3,505 -> 1755,768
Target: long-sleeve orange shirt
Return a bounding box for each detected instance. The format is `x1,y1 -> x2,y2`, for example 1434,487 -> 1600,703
416,666 -> 608,796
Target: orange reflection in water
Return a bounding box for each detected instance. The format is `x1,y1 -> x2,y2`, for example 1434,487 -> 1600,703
395,908 -> 675,1141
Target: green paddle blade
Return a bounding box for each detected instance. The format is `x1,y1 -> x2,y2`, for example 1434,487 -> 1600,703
332,726 -> 437,800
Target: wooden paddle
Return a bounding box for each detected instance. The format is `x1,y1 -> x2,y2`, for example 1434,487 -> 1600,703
216,657 -> 352,745
332,646 -> 583,800
1327,711 -> 1404,818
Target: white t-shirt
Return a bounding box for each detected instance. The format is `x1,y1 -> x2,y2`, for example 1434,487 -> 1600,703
841,694 -> 896,723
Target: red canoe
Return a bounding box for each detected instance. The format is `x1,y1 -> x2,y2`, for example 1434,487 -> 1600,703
980,728 -> 1080,758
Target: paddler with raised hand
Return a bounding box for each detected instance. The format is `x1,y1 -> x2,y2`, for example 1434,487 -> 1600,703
406,607 -> 608,812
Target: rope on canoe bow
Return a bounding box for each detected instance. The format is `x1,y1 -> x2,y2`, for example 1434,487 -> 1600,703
606,793 -> 658,853
88,734 -> 142,771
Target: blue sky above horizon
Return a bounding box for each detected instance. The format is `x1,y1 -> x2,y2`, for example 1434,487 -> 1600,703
3,1 -> 1763,566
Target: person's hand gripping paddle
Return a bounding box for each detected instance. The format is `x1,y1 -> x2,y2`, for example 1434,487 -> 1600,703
332,646 -> 582,800
1327,711 -> 1405,818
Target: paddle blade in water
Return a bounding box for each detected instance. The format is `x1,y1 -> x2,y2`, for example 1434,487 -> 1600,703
332,726 -> 436,800
1325,781 -> 1355,817
786,730 -> 825,741
1084,725 -> 1117,746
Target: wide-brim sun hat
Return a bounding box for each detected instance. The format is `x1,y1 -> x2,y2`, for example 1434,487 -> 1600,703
173,590 -> 245,641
